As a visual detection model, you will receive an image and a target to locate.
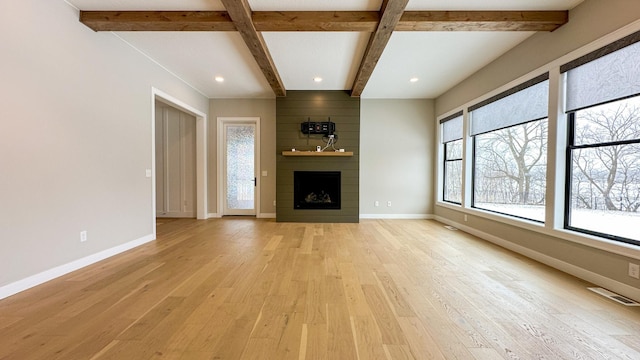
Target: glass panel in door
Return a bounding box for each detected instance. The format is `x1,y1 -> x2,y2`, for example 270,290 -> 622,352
225,124 -> 256,215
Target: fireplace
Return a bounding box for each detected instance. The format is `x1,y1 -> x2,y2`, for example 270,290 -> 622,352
276,90 -> 359,222
294,171 -> 341,209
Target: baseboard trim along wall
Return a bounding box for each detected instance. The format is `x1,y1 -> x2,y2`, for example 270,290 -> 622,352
434,216 -> 640,303
360,214 -> 434,220
0,234 -> 155,300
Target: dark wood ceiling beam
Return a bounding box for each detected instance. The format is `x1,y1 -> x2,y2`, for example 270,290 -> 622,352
219,0 -> 286,97
80,11 -> 568,32
79,9 -> 568,98
80,11 -> 235,31
252,11 -> 379,32
350,0 -> 410,97
397,11 -> 568,31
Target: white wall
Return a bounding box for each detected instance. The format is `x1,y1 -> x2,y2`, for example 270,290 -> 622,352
360,99 -> 435,218
0,0 -> 209,294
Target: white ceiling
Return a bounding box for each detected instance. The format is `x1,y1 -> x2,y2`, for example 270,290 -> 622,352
67,0 -> 584,99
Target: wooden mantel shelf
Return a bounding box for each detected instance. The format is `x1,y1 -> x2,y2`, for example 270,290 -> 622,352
282,151 -> 353,157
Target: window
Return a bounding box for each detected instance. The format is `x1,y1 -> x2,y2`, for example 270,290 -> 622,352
441,112 -> 463,204
470,74 -> 549,222
562,32 -> 640,245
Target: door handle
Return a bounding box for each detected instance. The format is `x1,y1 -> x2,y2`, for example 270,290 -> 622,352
253,177 -> 257,187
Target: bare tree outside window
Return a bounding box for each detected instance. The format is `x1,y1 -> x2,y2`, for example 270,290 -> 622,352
474,119 -> 548,221
568,97 -> 640,241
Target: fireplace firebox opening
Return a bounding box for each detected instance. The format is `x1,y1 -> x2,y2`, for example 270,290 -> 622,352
294,171 -> 341,209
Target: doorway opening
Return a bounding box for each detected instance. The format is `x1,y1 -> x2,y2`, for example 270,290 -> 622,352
151,88 -> 207,238
155,102 -> 196,218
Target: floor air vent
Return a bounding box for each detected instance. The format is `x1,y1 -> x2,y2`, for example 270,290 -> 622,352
588,287 -> 640,306
444,225 -> 458,231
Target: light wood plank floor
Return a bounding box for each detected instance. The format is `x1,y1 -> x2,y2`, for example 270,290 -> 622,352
1,219 -> 640,359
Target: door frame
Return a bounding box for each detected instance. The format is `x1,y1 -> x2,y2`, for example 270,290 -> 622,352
217,117 -> 260,217
151,88 -> 207,238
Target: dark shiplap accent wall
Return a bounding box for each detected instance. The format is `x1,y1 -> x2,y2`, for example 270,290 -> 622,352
276,91 -> 360,222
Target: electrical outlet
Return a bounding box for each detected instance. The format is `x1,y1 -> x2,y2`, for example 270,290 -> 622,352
273,200 -> 276,207
80,231 -> 87,242
387,201 -> 392,207
629,263 -> 640,279
375,201 -> 379,207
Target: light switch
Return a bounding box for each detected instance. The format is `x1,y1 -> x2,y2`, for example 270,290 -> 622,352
145,169 -> 152,178
262,171 -> 268,177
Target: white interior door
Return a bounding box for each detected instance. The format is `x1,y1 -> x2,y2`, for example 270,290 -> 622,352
223,121 -> 257,216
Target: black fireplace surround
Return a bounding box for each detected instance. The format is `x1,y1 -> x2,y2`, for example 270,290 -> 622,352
294,171 -> 341,209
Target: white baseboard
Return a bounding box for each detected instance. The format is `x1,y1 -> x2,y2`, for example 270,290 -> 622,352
433,216 -> 640,303
360,214 -> 434,220
0,234 -> 155,300
207,213 -> 221,218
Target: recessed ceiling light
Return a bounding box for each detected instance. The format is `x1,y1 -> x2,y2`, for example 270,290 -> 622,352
215,76 -> 224,83
410,77 -> 419,83
313,77 -> 323,83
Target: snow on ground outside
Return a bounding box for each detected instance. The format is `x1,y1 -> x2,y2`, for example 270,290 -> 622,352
476,203 -> 640,241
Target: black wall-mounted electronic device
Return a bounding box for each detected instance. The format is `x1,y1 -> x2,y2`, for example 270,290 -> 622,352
301,121 -> 335,135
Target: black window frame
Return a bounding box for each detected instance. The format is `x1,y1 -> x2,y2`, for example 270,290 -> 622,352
564,100 -> 640,247
443,139 -> 463,205
471,117 -> 549,223
467,73 -> 550,223
440,111 -> 464,205
560,29 -> 640,246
